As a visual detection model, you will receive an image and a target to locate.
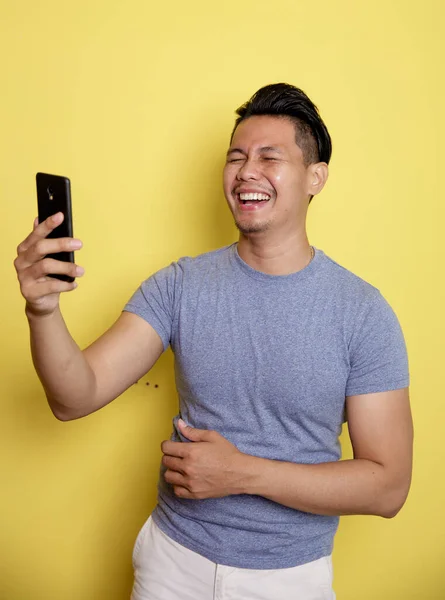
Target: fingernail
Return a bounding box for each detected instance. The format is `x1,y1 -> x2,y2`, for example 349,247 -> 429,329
52,212 -> 63,222
70,239 -> 82,249
76,266 -> 85,276
178,419 -> 185,427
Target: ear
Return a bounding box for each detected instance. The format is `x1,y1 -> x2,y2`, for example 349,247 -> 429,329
306,162 -> 329,197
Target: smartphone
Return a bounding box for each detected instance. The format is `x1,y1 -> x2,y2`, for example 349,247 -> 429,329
36,172 -> 74,282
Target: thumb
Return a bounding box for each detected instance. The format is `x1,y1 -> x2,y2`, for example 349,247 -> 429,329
177,418 -> 210,442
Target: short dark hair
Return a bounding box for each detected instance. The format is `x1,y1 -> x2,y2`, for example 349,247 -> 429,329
231,83 -> 332,166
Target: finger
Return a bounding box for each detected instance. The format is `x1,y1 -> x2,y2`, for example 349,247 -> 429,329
162,455 -> 185,473
164,469 -> 186,487
33,217 -> 39,230
173,486 -> 192,498
18,212 -> 65,254
28,258 -> 84,281
23,278 -> 78,303
177,419 -> 212,442
24,237 -> 82,266
161,440 -> 189,458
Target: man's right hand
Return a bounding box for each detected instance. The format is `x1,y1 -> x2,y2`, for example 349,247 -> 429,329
14,212 -> 84,318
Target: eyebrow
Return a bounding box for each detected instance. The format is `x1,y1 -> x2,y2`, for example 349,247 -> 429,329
259,146 -> 283,154
226,146 -> 283,156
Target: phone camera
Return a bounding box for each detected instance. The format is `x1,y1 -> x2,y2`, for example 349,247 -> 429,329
47,186 -> 54,201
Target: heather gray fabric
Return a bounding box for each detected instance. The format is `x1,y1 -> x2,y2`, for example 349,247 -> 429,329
124,244 -> 409,569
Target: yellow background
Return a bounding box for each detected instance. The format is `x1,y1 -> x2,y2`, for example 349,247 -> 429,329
1,0 -> 444,598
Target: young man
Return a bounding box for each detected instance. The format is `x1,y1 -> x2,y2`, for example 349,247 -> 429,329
15,83 -> 413,600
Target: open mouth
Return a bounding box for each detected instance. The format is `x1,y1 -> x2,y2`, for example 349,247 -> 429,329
237,192 -> 271,206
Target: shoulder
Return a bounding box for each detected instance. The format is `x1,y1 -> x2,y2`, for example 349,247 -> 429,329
139,244 -> 235,289
317,249 -> 382,306
315,250 -> 405,343
175,244 -> 235,271
153,244 -> 235,283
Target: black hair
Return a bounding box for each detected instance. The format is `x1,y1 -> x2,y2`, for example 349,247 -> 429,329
231,83 -> 332,166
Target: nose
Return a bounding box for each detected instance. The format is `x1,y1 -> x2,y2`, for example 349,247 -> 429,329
236,157 -> 260,181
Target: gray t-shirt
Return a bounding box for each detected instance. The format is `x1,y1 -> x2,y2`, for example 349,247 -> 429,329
124,244 -> 409,569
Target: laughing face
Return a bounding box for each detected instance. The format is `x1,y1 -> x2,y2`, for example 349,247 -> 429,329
223,115 -> 326,236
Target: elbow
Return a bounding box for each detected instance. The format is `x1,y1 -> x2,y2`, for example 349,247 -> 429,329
53,410 -> 74,422
47,397 -> 83,422
52,408 -> 88,421
379,504 -> 403,519
50,404 -> 76,421
377,482 -> 411,519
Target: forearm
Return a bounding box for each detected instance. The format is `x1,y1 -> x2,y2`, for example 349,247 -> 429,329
240,455 -> 408,518
27,306 -> 96,420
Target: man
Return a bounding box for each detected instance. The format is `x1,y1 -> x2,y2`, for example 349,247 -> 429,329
14,83 -> 413,600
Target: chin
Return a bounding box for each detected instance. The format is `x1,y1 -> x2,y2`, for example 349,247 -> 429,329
234,219 -> 272,234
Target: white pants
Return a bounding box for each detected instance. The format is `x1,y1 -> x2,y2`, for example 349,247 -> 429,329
131,516 -> 336,600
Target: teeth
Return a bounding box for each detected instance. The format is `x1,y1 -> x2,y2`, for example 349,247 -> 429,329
239,193 -> 270,201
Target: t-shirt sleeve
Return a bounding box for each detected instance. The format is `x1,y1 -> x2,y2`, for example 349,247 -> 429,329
345,291 -> 409,396
123,262 -> 182,351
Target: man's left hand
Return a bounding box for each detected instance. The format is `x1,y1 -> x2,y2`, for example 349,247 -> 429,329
161,420 -> 250,499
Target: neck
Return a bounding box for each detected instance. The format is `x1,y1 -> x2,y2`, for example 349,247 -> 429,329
237,230 -> 313,276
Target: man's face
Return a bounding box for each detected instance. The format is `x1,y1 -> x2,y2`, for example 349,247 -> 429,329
223,115 -> 315,235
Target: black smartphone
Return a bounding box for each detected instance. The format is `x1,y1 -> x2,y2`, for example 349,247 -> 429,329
36,172 -> 74,283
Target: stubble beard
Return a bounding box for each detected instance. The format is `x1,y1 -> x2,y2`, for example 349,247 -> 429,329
234,217 -> 272,235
